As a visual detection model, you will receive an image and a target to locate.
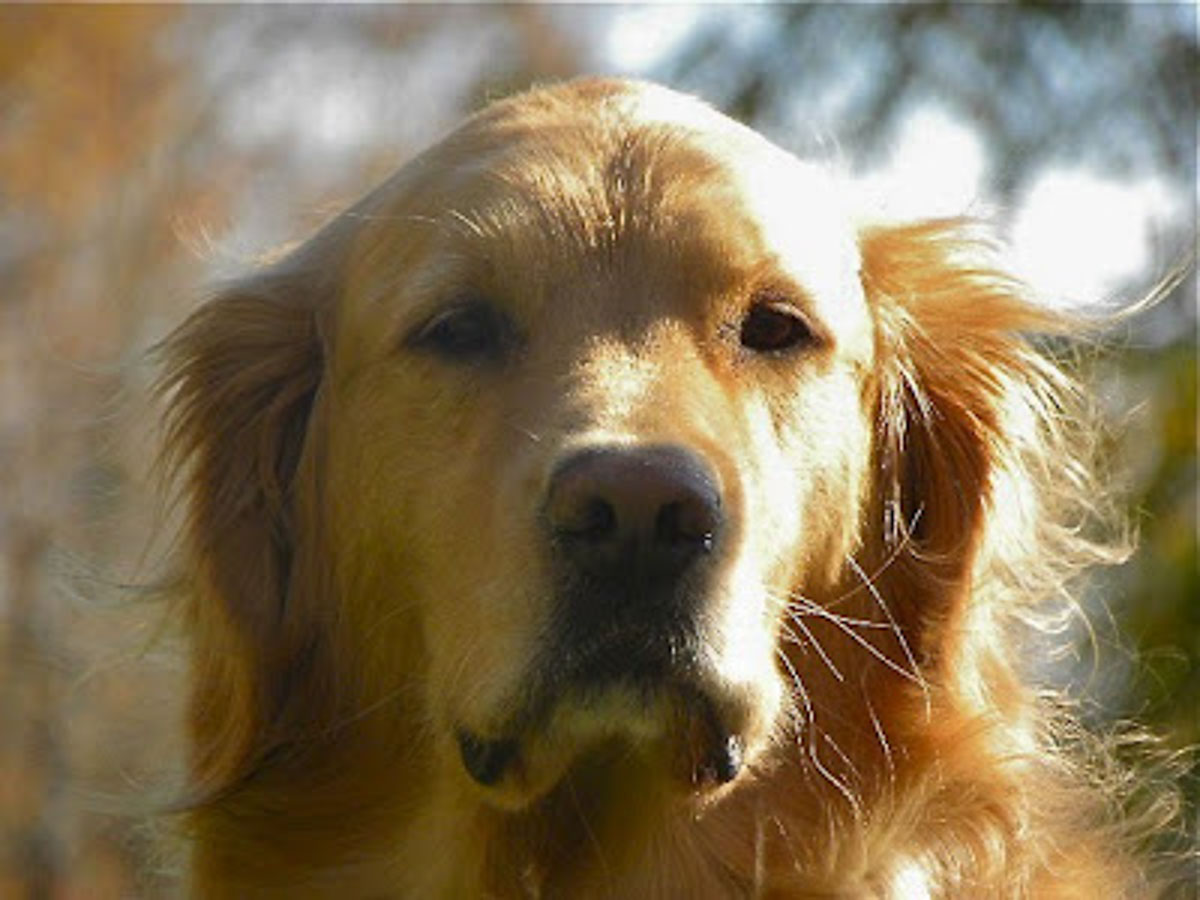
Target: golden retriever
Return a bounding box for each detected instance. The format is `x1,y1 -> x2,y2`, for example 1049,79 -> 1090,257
160,78 -> 1169,897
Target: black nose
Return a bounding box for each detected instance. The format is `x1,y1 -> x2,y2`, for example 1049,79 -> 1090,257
544,445 -> 722,585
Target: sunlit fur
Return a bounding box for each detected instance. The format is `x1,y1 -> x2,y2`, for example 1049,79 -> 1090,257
159,79 -> 1177,897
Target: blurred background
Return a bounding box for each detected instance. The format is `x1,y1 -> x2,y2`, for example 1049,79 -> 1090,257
0,5 -> 1195,896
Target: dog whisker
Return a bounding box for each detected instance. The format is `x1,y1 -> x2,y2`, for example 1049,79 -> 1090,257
506,420 -> 543,443
778,597 -> 923,688
775,647 -> 862,819
444,628 -> 493,713
845,555 -> 932,720
864,689 -> 897,784
817,729 -> 861,788
774,646 -> 812,732
779,590 -> 893,631
751,798 -> 766,900
564,773 -> 615,893
777,622 -> 896,757
823,506 -> 922,610
778,619 -> 845,684
322,680 -> 423,736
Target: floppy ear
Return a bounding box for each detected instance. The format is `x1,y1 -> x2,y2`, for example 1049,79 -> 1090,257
859,219 -> 1067,659
159,265 -> 328,799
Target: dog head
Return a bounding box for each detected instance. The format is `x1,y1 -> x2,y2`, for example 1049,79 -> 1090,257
164,79 -> 1060,822
326,79 -> 879,805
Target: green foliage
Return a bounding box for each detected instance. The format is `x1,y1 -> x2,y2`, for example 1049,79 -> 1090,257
1115,340 -> 1198,747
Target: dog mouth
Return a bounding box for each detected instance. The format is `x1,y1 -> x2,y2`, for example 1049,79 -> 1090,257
455,690 -> 746,795
454,628 -> 751,800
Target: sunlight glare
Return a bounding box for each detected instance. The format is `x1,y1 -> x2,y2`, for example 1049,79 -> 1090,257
859,105 -> 987,221
604,6 -> 706,73
1010,170 -> 1178,306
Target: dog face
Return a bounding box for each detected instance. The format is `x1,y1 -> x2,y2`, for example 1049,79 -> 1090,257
314,81 -> 877,808
169,79 -> 1151,895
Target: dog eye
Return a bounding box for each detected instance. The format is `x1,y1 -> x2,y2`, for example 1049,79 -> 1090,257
408,301 -> 513,363
739,299 -> 816,354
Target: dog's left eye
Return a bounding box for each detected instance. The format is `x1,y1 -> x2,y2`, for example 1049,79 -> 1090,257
408,301 -> 514,363
739,299 -> 816,354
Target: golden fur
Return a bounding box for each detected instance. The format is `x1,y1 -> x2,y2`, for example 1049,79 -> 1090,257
161,79 -> 1172,897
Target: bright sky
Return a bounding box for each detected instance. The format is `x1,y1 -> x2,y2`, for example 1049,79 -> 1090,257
605,5 -> 706,73
868,110 -> 1181,307
603,6 -> 1182,309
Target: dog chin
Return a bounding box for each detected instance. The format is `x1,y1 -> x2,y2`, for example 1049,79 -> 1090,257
455,669 -> 773,812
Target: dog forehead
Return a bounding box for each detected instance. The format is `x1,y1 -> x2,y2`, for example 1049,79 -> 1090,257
627,86 -> 866,326
341,81 -> 868,351
484,80 -> 867,331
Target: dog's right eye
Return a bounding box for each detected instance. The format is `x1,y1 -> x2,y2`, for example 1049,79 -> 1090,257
407,301 -> 514,363
738,297 -> 818,355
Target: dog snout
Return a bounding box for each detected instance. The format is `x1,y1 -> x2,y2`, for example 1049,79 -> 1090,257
545,445 -> 723,585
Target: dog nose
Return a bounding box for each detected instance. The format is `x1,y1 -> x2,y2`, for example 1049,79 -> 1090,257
545,446 -> 722,583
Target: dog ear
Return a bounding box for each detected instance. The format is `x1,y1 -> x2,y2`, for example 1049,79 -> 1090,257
859,219 -> 1068,653
159,263 -> 328,799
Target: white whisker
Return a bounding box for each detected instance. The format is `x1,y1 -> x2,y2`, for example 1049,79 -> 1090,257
865,688 -> 896,783
507,420 -> 543,443
565,774 -> 614,891
780,596 -> 923,687
780,614 -> 845,683
775,647 -> 861,817
818,729 -> 861,786
824,506 -> 922,610
783,590 -> 893,631
322,680 -> 419,735
845,555 -> 932,720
